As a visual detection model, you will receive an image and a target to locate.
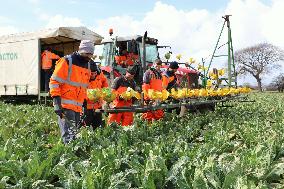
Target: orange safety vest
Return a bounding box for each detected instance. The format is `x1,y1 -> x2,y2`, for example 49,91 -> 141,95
162,71 -> 176,90
41,50 -> 60,70
86,73 -> 108,110
49,53 -> 91,112
142,69 -> 163,99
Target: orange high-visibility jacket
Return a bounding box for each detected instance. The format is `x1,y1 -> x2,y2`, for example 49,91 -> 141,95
41,50 -> 60,70
49,53 -> 91,112
86,72 -> 108,110
142,68 -> 163,96
162,70 -> 177,90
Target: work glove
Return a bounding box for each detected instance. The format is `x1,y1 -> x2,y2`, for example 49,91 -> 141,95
82,99 -> 88,115
53,96 -> 63,118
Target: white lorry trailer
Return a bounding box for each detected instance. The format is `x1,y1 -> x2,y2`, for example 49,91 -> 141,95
0,27 -> 103,101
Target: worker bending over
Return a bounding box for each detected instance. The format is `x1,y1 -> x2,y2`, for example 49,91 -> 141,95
108,67 -> 137,126
49,40 -> 95,144
142,59 -> 164,122
84,62 -> 108,129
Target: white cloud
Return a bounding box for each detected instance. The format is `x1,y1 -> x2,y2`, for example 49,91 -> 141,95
92,0 -> 284,84
45,14 -> 83,28
261,0 -> 284,47
94,0 -> 284,57
0,17 -> 18,36
93,1 -> 225,63
0,26 -> 18,36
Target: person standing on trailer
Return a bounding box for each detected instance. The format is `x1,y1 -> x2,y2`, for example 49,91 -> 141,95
142,59 -> 164,122
41,48 -> 60,92
108,67 -> 137,126
84,62 -> 108,129
114,49 -> 139,67
49,40 -> 95,144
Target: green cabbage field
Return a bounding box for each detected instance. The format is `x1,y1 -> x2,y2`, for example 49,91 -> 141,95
1,93 -> 284,188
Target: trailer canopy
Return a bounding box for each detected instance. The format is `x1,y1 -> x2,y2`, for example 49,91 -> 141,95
0,27 -> 103,45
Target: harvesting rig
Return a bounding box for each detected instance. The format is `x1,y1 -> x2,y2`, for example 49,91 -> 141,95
92,15 -> 251,114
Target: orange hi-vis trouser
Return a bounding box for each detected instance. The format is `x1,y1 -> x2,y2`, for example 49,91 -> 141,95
142,109 -> 164,122
142,77 -> 164,122
108,99 -> 133,126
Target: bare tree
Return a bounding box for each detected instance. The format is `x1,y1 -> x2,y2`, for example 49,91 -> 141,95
271,73 -> 284,92
235,43 -> 284,91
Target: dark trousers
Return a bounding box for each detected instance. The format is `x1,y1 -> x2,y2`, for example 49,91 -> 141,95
58,108 -> 80,144
44,69 -> 53,92
85,109 -> 104,129
166,99 -> 181,115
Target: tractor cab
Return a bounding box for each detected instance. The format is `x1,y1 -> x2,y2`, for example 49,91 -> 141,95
99,31 -> 199,89
100,34 -> 159,85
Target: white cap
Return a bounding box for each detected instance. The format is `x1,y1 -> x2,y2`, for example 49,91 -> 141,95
78,40 -> 94,54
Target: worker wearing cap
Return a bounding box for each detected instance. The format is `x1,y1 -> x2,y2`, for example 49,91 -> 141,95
162,61 -> 179,90
108,67 -> 137,126
49,40 -> 95,144
163,61 -> 181,114
84,62 -> 108,129
142,59 -> 164,122
41,48 -> 60,92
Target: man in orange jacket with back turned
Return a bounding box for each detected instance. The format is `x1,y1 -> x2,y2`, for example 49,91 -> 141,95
49,40 -> 96,144
84,62 -> 108,129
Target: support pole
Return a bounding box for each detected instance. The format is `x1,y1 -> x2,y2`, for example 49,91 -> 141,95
142,32 -> 147,73
224,15 -> 232,87
110,37 -> 117,83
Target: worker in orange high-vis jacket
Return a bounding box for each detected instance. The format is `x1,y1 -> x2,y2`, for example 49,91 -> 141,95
84,62 -> 108,129
108,67 -> 137,126
41,48 -> 60,92
162,61 -> 179,90
162,61 -> 180,114
49,40 -> 95,144
142,59 -> 164,122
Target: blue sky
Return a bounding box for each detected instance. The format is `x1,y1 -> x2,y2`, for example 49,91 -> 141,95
0,0 -> 272,32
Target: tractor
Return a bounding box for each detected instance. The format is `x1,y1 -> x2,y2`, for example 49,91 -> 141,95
99,30 -> 199,89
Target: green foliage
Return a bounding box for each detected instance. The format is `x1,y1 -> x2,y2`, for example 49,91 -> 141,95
1,93 -> 284,188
